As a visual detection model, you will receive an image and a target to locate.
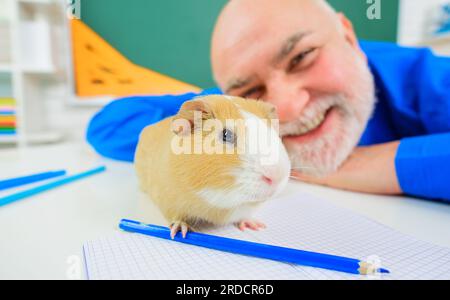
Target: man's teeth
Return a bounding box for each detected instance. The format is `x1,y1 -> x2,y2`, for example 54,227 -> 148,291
295,112 -> 326,135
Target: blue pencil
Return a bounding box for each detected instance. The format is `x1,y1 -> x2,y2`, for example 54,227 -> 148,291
0,166 -> 106,207
119,219 -> 390,276
0,170 -> 67,191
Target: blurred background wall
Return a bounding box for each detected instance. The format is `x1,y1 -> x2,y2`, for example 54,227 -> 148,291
80,0 -> 400,89
0,0 -> 449,148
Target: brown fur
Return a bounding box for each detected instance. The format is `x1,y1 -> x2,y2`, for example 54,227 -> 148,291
134,95 -> 277,228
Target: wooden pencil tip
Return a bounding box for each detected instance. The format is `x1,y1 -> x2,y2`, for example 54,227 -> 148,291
358,261 -> 390,275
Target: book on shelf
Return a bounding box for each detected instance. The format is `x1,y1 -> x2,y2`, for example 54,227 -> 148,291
0,97 -> 16,136
0,98 -> 15,106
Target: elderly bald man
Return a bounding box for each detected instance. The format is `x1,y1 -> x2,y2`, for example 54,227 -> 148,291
87,0 -> 450,202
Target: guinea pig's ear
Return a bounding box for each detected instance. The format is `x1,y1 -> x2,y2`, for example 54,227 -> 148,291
172,99 -> 214,136
257,102 -> 281,135
258,101 -> 278,120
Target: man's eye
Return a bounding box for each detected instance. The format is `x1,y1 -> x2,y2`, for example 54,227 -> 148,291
241,86 -> 265,99
222,129 -> 236,144
288,48 -> 316,72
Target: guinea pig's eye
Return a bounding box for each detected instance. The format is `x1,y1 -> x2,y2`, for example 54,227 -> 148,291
222,129 -> 236,144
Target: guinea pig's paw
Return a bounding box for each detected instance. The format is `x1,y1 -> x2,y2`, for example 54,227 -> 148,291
235,219 -> 266,232
169,221 -> 190,239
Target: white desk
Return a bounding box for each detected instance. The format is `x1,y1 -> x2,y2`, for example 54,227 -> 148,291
1,142 -> 450,279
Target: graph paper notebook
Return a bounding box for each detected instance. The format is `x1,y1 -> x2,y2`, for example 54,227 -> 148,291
83,193 -> 450,279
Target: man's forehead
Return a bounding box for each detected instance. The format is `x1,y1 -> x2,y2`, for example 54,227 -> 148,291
213,0 -> 332,49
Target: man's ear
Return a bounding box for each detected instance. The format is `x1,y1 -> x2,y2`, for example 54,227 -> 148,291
172,98 -> 214,136
337,13 -> 367,62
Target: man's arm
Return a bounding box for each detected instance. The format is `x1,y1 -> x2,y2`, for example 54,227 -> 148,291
293,133 -> 450,202
291,141 -> 402,196
395,133 -> 450,201
86,89 -> 221,162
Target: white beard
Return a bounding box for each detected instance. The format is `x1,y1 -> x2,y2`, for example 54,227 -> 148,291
280,56 -> 376,177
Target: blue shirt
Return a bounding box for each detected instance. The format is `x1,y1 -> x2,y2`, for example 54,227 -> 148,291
86,41 -> 450,202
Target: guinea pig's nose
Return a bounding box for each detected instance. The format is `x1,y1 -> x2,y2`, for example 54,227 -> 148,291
262,175 -> 273,185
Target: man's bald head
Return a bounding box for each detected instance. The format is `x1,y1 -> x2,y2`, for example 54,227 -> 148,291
211,0 -> 345,86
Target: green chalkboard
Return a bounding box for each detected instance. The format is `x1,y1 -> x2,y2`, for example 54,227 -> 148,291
80,0 -> 228,89
328,0 -> 399,42
80,0 -> 398,89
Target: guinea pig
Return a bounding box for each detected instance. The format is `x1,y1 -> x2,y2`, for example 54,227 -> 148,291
134,95 -> 291,238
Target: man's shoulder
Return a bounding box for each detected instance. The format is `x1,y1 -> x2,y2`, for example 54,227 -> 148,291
359,40 -> 399,52
359,40 -> 435,79
360,40 -> 432,58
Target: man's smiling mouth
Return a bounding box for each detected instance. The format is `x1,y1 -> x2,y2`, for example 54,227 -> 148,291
284,106 -> 335,137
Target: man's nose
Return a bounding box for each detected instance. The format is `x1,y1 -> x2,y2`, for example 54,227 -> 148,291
266,79 -> 310,123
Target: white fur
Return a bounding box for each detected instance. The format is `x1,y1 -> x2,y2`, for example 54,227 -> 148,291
227,204 -> 258,223
198,109 -> 291,213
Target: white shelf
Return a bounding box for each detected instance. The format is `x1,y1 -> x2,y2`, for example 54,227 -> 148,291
0,135 -> 18,144
26,131 -> 64,144
21,66 -> 56,74
1,64 -> 61,74
0,64 -> 13,72
68,95 -> 115,107
0,0 -> 70,145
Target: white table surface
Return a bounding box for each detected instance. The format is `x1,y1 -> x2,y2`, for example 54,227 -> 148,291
1,142 -> 450,279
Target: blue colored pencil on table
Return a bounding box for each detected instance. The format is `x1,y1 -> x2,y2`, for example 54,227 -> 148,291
0,170 -> 67,191
0,166 -> 106,207
119,219 -> 390,276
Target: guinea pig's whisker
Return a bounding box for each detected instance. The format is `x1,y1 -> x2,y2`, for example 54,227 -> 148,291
289,174 -> 312,180
290,165 -> 320,172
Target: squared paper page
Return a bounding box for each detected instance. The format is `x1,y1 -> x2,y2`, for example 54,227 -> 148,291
83,193 -> 450,280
